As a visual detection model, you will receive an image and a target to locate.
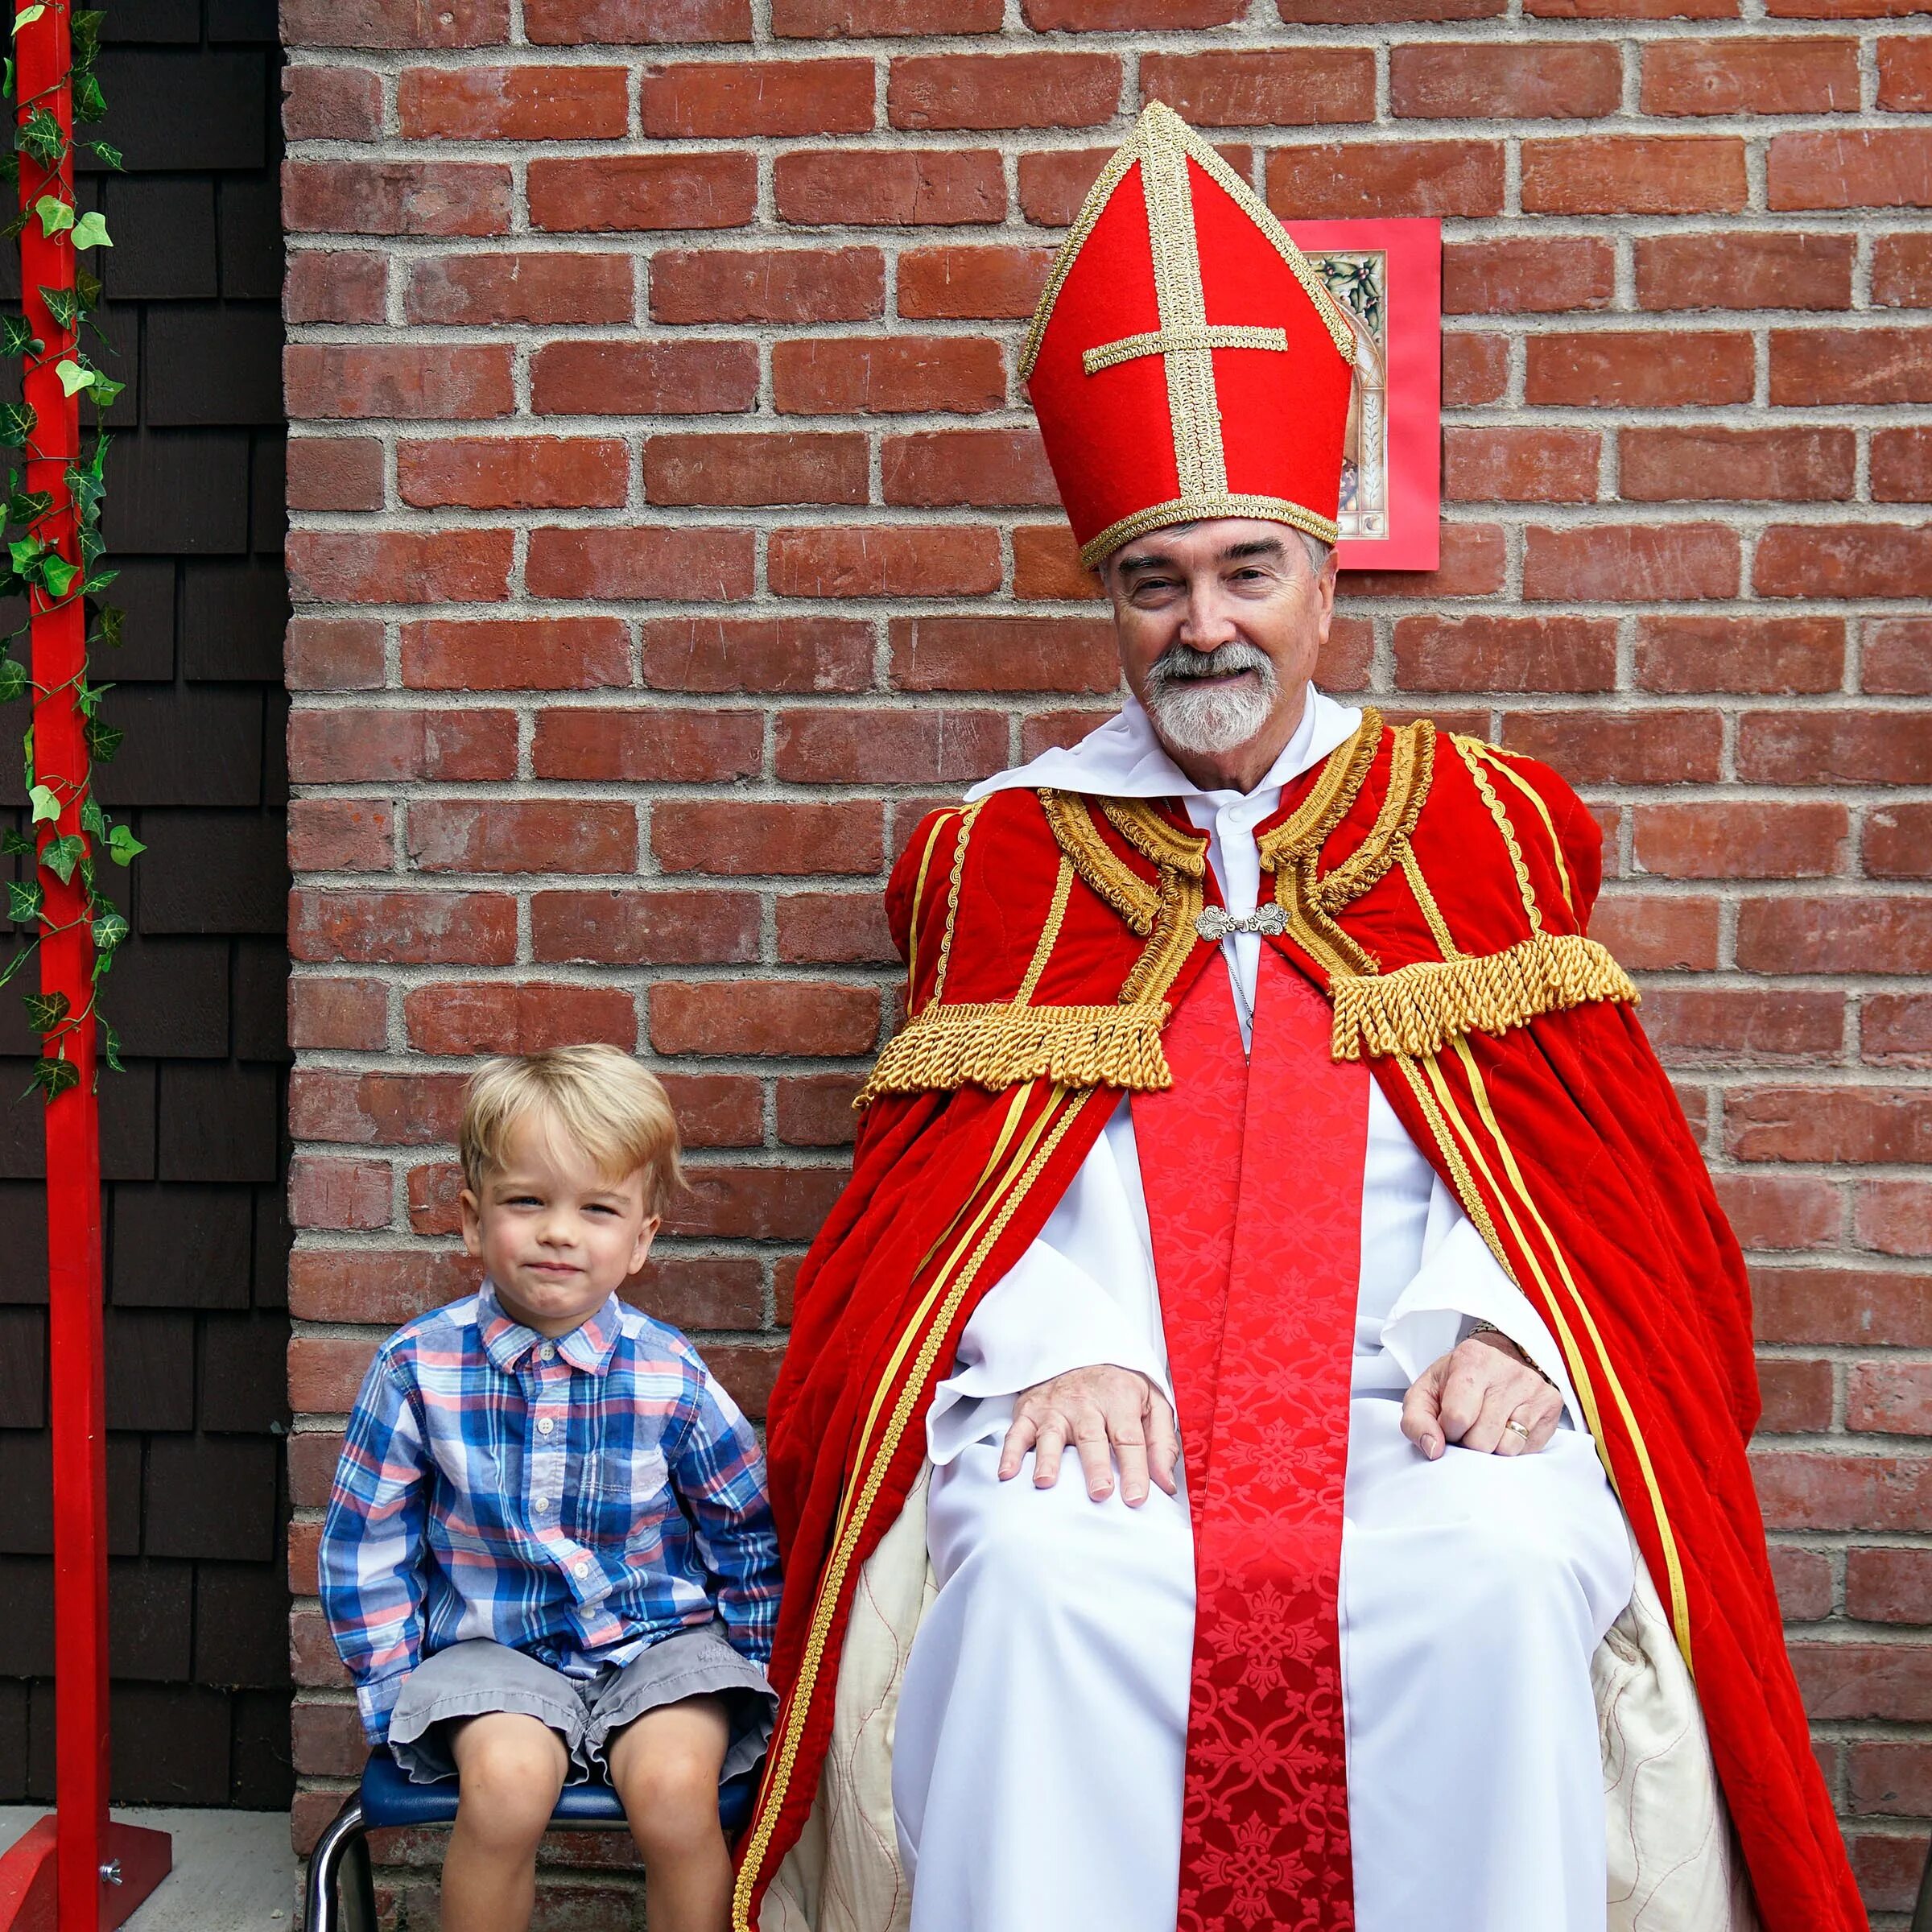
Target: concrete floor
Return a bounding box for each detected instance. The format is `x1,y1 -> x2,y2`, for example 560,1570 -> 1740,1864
0,1806 -> 299,1930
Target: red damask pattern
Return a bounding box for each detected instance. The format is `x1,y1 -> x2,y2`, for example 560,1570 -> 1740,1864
1134,947 -> 1369,1930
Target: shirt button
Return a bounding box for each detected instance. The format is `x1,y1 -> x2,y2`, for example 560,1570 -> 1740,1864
539,1343 -> 555,1361
533,1496 -> 550,1513
537,1418 -> 554,1435
574,1561 -> 590,1579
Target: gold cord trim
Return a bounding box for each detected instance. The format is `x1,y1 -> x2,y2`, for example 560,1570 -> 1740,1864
1018,138 -> 1143,382
1013,857 -> 1075,1008
1328,932 -> 1638,1063
1139,115 -> 1226,500
1100,797 -> 1208,879
1474,743 -> 1578,919
927,797 -> 982,1013
1258,707 -> 1383,876
904,807 -> 960,1013
1078,492 -> 1340,570
1314,718 -> 1433,914
1453,735 -> 1543,939
1399,840 -> 1462,962
1041,789 -> 1159,937
1084,324 -> 1288,376
853,1004 -> 1174,1108
1118,864 -> 1206,1009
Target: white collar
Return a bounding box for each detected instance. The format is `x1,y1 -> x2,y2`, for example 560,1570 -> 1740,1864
965,687 -> 1363,807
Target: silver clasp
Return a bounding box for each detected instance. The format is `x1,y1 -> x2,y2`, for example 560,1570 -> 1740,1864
1195,904 -> 1286,942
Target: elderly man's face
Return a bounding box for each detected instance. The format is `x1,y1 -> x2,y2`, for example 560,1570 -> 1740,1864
1101,518 -> 1337,786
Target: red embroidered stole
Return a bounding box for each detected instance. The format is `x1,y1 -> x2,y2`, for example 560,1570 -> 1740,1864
1133,943 -> 1369,1930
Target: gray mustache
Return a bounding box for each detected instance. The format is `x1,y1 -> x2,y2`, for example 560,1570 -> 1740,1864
1148,642 -> 1274,686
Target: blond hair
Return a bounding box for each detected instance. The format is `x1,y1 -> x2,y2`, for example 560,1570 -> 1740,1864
460,1045 -> 683,1216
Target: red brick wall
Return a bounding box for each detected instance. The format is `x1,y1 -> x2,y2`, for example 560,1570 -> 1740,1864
280,2 -> 1932,1918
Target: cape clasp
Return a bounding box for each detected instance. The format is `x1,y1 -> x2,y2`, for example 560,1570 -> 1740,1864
1195,904 -> 1287,942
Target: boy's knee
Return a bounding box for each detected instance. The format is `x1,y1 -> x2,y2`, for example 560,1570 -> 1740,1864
455,1720 -> 568,1846
620,1749 -> 724,1853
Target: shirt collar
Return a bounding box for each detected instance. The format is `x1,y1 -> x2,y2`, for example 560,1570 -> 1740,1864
477,1280 -> 623,1376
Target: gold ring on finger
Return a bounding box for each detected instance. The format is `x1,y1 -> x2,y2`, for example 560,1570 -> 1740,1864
1503,1419 -> 1531,1441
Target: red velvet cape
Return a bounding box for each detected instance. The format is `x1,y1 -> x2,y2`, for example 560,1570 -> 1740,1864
733,709 -> 1865,1932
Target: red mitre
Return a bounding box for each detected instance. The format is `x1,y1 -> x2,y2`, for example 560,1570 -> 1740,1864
1021,101 -> 1357,569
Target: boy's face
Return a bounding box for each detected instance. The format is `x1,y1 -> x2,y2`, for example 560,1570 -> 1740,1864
460,1110 -> 659,1337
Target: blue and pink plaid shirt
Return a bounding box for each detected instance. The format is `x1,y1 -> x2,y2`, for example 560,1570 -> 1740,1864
320,1282 -> 782,1741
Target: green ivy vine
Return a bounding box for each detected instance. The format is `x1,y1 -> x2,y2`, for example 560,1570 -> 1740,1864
0,2 -> 138,1101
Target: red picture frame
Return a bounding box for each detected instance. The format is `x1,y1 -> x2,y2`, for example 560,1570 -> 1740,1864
1286,217 -> 1443,573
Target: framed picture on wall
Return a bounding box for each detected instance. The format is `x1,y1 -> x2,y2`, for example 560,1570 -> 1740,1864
1286,217 -> 1443,573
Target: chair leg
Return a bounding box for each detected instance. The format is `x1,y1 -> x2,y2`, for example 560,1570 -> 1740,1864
305,1796 -> 376,1932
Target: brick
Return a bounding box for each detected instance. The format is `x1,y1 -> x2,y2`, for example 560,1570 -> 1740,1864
1343,522 -> 1507,598
291,890 -> 518,966
398,64 -> 630,138
1643,986 -> 1844,1061
287,436 -> 384,513
898,246 -> 1055,321
1635,232 -> 1855,312
286,530 -> 514,605
1521,137 -> 1747,214
287,617 -> 386,693
669,1165 -> 850,1241
1141,49 -> 1377,126
650,980 -> 880,1057
1524,330 -> 1752,407
650,247 -> 885,324
288,1157 -> 393,1233
1753,1356 -> 1834,1432
286,250 -> 389,325
1281,0 -> 1503,19
1620,427 -> 1856,503
1730,1085 -> 1932,1162
1867,801 -> 1932,878
775,148 -> 1006,225
1712,1173 -> 1841,1248
1880,34 -> 1932,106
1498,708 -> 1723,783
1390,42 -> 1620,118
1441,332 -> 1508,405
768,526 -> 1003,598
887,53 -> 1120,132
1866,618 -> 1932,695
892,614 -> 1120,693
641,59 -> 874,138
1633,615 -> 1845,695
289,978 -> 388,1052
1633,800 -> 1847,878
776,891 -> 898,964
1856,1178 -> 1932,1255
283,160 -> 511,237
771,336 -> 1005,415
1265,141 -> 1505,218
1847,1547 -> 1932,1624
1522,525 -> 1740,602
529,890 -> 761,964
777,0 -> 1001,28
1873,232 -> 1932,307
283,66 -> 383,142
882,427 -> 1059,506
1769,130 -> 1932,209
283,0 -> 510,44
403,982 -> 638,1056
400,617 -> 631,691
774,707 -> 1008,782
407,799 -> 637,874
1442,237 -> 1614,316
1874,427 -> 1932,502
1013,524 -> 1101,600
628,1256 -> 762,1328
1848,1362 -> 1932,1437
1443,427 -> 1599,503
405,251 -> 635,326
1738,898 -> 1932,974
531,339 -> 758,416
638,617 -> 873,693
397,436 -> 628,510
1032,0 -> 1242,19
525,526 -> 754,601
530,708 -> 763,782
1393,614 -> 1616,691
1754,523 -> 1932,599
288,798 -> 394,873
654,800 -> 885,877
1770,327 -> 1932,405
645,432 -> 868,507
1768,1544 -> 1833,1621
527,154 -> 758,233
1752,1265 -> 1932,1348
1015,142 -> 1252,228
1020,707 -> 1119,761
778,1074 -> 864,1146
289,1249 -> 477,1326
524,0 -> 752,39
284,344 -> 514,421
1641,37 -> 1860,114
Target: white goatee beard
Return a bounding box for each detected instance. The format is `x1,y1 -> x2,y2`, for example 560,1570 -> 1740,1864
1142,642 -> 1280,758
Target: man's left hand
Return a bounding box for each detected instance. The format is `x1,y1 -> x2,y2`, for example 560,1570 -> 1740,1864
1401,1330 -> 1563,1461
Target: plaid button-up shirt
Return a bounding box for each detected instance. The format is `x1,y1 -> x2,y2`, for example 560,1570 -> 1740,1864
320,1282 -> 781,1740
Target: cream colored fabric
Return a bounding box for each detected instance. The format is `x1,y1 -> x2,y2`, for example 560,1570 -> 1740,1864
762,1480 -> 1757,1932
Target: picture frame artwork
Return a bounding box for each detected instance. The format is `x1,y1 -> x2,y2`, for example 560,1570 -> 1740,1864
1287,217 -> 1443,573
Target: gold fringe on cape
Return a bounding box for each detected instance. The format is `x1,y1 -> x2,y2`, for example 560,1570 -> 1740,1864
853,1002 -> 1173,1107
1328,933 -> 1639,1062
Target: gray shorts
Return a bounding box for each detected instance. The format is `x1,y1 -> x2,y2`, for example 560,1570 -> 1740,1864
386,1621 -> 778,1787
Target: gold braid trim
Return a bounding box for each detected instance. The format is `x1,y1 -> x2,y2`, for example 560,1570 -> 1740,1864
1257,708 -> 1384,875
1452,735 -> 1544,938
1315,718 -> 1434,914
926,797 -> 983,1013
1079,493 -> 1340,569
1041,790 -> 1159,937
1100,797 -> 1209,878
1328,932 -> 1639,1063
853,1003 -> 1173,1106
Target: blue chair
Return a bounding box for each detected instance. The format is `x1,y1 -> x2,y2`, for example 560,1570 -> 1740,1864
306,1751 -> 760,1932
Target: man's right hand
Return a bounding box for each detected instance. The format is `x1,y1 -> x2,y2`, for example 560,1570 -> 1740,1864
997,1365 -> 1180,1507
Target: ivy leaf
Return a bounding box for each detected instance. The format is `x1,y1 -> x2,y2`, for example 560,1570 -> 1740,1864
69,212 -> 108,250
32,193 -> 70,237
36,284 -> 76,331
89,906 -> 125,952
73,269 -> 101,314
0,827 -> 29,856
0,314 -> 32,357
27,782 -> 57,823
7,876 -> 41,923
39,555 -> 76,598
54,358 -> 90,398
88,141 -> 121,171
0,402 -> 33,446
79,797 -> 105,840
29,1054 -> 78,1102
82,372 -> 120,410
0,658 -> 25,703
8,535 -> 43,575
40,831 -> 82,883
77,524 -> 102,569
23,987 -> 65,1032
83,718 -> 119,762
64,464 -> 100,520
88,605 -> 122,650
71,8 -> 101,60
72,72 -> 105,124
80,567 -> 117,596
14,105 -> 60,163
98,1014 -> 121,1071
106,823 -> 142,865
10,5 -> 46,35
6,488 -> 49,526
2,57 -> 10,99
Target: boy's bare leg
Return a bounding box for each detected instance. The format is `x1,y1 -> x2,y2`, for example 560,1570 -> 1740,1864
443,1711 -> 571,1932
606,1695 -> 733,1932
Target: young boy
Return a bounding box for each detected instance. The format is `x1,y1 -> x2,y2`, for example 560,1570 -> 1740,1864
320,1045 -> 782,1932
